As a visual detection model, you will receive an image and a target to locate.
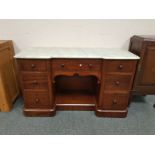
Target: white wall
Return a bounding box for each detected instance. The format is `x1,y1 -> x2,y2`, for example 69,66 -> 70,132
0,19 -> 155,53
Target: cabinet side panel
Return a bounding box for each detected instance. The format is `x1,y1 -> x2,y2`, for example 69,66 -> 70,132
140,46 -> 155,85
0,42 -> 19,111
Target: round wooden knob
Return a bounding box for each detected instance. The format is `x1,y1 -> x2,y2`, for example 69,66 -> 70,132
33,80 -> 38,85
61,64 -> 65,68
97,80 -> 100,84
118,64 -> 123,70
31,64 -> 36,68
35,98 -> 39,103
115,81 -> 120,85
89,64 -> 93,68
151,68 -> 155,72
113,99 -> 117,104
79,64 -> 83,67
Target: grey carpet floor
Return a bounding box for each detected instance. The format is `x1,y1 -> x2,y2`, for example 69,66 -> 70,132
0,95 -> 155,135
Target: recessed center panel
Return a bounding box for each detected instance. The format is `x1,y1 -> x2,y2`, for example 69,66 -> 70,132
54,75 -> 99,107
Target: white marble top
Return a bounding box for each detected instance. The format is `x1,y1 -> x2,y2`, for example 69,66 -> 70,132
14,47 -> 139,60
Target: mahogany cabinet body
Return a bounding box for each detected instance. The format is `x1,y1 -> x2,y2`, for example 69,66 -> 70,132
129,35 -> 155,95
17,58 -> 137,118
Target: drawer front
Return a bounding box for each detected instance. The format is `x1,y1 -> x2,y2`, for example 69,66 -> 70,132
101,93 -> 129,110
24,91 -> 50,109
22,80 -> 49,90
105,60 -> 136,73
21,73 -> 49,90
104,74 -> 132,91
18,59 -> 48,72
52,59 -> 102,72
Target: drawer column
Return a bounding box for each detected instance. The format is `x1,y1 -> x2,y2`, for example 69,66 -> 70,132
17,59 -> 56,117
95,59 -> 137,118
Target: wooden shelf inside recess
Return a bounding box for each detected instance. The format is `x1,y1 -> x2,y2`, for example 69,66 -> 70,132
55,90 -> 96,110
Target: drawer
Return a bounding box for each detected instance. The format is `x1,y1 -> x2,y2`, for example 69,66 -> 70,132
101,93 -> 129,110
18,59 -> 48,72
52,59 -> 102,72
105,60 -> 136,73
104,74 -> 132,92
24,91 -> 51,109
21,73 -> 49,90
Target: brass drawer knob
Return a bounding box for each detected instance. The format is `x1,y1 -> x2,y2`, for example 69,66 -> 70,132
115,81 -> 120,85
79,64 -> 83,67
118,64 -> 123,70
113,99 -> 117,104
61,64 -> 65,68
31,64 -> 36,68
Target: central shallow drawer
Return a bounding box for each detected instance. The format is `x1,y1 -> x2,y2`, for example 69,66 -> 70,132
52,59 -> 102,72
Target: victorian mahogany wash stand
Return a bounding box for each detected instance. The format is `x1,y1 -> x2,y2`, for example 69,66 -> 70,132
15,48 -> 139,118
